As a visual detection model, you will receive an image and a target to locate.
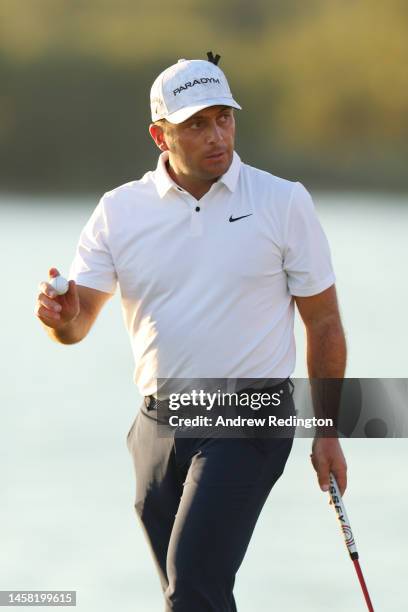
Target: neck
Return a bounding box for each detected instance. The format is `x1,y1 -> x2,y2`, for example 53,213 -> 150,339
166,161 -> 218,201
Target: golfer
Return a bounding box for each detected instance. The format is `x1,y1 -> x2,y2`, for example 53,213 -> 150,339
35,53 -> 347,611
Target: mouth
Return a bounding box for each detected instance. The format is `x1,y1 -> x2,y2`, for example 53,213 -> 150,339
205,151 -> 227,160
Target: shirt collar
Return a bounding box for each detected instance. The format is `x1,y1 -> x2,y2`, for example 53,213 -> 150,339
154,150 -> 241,199
218,150 -> 241,193
154,151 -> 175,198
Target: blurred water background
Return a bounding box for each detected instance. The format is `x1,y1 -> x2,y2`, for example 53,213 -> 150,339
1,194 -> 407,611
1,0 -> 408,609
1,0 -> 408,194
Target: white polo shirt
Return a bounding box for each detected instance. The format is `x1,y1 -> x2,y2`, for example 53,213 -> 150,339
69,151 -> 335,397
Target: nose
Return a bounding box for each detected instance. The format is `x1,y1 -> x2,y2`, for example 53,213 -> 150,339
206,120 -> 223,144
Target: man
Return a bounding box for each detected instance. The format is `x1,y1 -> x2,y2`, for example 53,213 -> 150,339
35,53 -> 347,611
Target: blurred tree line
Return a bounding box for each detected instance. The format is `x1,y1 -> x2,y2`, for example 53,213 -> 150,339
1,0 -> 407,193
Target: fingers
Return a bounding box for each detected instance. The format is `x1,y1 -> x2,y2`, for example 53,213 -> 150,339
41,268 -> 60,297
66,279 -> 77,296
35,268 -> 64,323
35,303 -> 61,322
38,294 -> 62,313
310,452 -> 329,491
38,269 -> 72,299
48,267 -> 60,279
316,458 -> 330,492
332,465 -> 347,497
35,290 -> 62,322
38,280 -> 58,299
58,279 -> 79,306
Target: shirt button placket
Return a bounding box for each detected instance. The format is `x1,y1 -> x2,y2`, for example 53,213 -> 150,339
189,202 -> 203,236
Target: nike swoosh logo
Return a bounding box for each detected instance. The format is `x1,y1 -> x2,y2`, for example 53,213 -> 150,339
229,214 -> 253,223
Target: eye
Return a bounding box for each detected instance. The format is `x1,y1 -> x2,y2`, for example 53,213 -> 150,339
189,120 -> 203,129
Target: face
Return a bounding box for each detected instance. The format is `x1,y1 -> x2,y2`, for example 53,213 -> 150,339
150,105 -> 236,182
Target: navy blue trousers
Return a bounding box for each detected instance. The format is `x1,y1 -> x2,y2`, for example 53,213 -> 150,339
126,390 -> 295,611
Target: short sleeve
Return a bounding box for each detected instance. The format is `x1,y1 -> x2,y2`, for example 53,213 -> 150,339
68,197 -> 117,294
283,182 -> 335,297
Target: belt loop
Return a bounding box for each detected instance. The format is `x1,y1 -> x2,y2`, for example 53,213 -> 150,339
288,378 -> 295,396
144,395 -> 159,411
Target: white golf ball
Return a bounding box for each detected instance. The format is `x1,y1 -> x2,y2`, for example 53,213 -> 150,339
50,275 -> 69,295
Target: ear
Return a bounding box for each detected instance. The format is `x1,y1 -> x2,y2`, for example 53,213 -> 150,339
149,123 -> 169,152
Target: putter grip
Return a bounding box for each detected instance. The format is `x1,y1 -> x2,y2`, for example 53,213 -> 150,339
329,472 -> 359,559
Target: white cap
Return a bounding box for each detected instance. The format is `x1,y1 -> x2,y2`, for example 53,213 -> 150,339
150,57 -> 242,124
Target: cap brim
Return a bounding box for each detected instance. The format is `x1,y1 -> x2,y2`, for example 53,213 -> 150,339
165,97 -> 242,124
